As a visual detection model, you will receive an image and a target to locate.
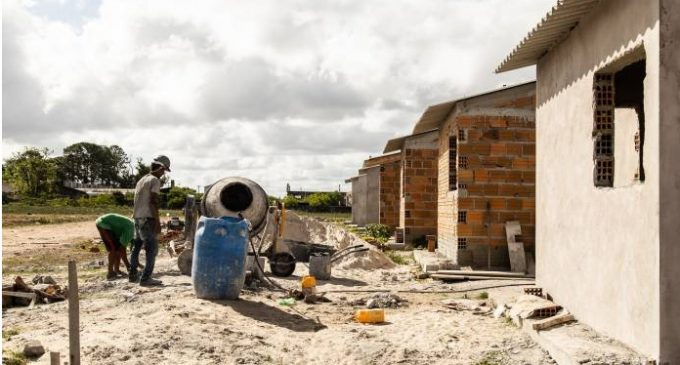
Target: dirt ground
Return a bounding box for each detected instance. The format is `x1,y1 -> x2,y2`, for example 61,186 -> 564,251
2,218 -> 555,365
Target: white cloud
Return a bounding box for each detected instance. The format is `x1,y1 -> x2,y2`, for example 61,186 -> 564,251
2,0 -> 552,196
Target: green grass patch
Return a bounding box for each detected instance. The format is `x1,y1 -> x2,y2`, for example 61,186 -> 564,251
292,210 -> 351,223
2,203 -> 181,227
473,350 -> 510,365
2,350 -> 27,365
477,291 -> 489,300
384,250 -> 412,265
2,328 -> 20,341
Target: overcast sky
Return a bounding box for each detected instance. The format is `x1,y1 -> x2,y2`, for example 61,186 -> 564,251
2,0 -> 552,196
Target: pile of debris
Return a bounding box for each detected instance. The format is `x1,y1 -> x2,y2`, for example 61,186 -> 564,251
351,293 -> 407,308
2,276 -> 67,308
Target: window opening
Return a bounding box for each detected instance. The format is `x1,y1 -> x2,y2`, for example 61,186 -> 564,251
458,237 -> 467,250
449,135 -> 457,191
459,156 -> 469,169
458,211 -> 467,224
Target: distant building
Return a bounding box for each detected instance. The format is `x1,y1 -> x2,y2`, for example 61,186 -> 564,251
345,151 -> 401,228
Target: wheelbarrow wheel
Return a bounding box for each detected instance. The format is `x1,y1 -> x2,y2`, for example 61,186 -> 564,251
270,252 -> 296,277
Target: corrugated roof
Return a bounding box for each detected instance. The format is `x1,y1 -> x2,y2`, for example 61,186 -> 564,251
383,129 -> 438,154
412,81 -> 536,134
496,0 -> 601,73
412,100 -> 457,134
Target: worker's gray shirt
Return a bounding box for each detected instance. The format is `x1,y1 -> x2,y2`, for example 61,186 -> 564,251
133,175 -> 161,218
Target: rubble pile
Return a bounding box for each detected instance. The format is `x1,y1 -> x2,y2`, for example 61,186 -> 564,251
2,276 -> 67,308
351,293 -> 407,308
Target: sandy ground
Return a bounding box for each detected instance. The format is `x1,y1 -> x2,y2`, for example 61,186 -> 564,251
2,221 -> 99,254
2,217 -> 555,365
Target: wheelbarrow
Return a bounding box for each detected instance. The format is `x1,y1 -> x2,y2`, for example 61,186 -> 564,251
308,245 -> 370,280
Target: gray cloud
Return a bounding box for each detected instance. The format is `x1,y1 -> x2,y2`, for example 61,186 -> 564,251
199,58 -> 370,121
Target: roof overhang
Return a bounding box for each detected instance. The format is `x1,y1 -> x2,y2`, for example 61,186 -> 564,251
412,100 -> 457,134
411,81 -> 536,133
382,129 -> 438,154
496,0 -> 601,73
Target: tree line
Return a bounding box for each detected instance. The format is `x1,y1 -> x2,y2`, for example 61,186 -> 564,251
3,142 -> 151,197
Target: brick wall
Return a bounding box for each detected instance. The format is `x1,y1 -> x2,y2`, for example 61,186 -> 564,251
400,147 -> 439,244
363,153 -> 401,229
379,160 -> 401,228
441,114 -> 535,268
437,119 -> 458,259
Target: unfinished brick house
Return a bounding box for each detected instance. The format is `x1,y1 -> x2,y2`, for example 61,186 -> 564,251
345,152 -> 401,228
383,130 -> 438,245
409,82 -> 536,268
496,0 -> 679,361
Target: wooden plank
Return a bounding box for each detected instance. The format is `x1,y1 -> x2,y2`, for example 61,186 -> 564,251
531,313 -> 575,331
435,270 -> 534,278
431,274 -> 535,281
50,352 -> 60,365
2,290 -> 36,309
68,261 -> 81,365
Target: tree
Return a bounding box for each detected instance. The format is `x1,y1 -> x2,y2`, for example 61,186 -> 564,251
305,191 -> 343,208
59,142 -> 133,187
2,147 -> 58,196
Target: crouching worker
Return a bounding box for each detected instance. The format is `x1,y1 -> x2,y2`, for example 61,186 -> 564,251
95,213 -> 134,280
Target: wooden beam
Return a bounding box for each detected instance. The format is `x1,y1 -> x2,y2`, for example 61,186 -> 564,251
68,261 -> 81,365
531,313 -> 575,331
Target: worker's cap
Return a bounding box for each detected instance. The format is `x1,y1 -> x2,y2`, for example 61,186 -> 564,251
152,155 -> 171,172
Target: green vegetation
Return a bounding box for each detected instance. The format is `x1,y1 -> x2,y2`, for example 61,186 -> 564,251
2,328 -> 20,341
293,210 -> 351,223
2,350 -> 26,365
477,291 -> 489,300
281,192 -> 344,210
473,351 -> 510,365
364,223 -> 392,243
385,250 -> 408,265
2,202 -> 181,228
164,186 -> 202,209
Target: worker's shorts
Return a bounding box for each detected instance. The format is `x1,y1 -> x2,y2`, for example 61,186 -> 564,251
96,227 -> 122,252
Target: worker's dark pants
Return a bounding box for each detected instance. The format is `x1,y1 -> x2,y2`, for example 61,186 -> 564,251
130,218 -> 158,282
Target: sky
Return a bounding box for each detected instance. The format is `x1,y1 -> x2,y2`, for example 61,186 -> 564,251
2,0 -> 553,196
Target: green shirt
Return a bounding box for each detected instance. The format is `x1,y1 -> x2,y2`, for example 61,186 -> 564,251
95,214 -> 135,247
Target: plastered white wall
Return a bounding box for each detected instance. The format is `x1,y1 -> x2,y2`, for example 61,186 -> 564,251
535,0 -> 661,358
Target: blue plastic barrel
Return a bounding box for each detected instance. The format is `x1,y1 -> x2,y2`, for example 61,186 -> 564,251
192,216 -> 249,299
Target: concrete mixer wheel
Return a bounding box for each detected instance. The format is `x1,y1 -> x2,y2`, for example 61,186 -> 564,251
178,248 -> 193,276
269,252 -> 296,277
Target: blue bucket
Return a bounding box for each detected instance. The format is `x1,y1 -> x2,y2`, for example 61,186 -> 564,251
192,216 -> 249,299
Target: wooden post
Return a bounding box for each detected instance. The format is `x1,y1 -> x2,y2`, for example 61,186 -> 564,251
50,352 -> 60,365
68,260 -> 80,365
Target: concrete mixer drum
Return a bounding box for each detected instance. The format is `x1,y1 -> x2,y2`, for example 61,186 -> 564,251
201,177 -> 269,236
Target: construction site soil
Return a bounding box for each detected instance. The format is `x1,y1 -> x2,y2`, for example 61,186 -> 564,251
2,214 -> 555,365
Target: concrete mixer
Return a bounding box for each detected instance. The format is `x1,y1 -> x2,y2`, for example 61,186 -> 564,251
177,177 -> 297,278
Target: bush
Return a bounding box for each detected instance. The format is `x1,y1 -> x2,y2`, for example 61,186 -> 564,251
282,195 -> 302,208
365,223 -> 392,240
164,186 -> 199,209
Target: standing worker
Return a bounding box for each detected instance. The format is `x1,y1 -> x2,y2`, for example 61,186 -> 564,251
95,213 -> 134,280
129,155 -> 171,286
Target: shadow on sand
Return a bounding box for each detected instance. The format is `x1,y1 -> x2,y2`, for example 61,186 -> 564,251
274,273 -> 368,287
209,298 -> 327,333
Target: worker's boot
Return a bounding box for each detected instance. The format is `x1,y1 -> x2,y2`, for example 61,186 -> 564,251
139,278 -> 162,287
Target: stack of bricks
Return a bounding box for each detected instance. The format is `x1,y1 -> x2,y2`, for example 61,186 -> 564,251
453,114 -> 535,267
400,147 -> 439,244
